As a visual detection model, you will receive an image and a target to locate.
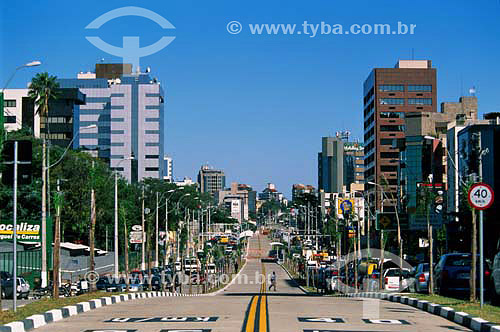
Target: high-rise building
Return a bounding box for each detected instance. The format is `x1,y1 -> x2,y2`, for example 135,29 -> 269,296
343,142 -> 364,191
3,88 -> 85,148
363,60 -> 437,212
292,184 -> 316,202
451,113 -> 500,256
318,136 -> 344,193
163,156 -> 173,182
2,89 -> 30,133
197,165 -> 225,195
58,63 -> 166,182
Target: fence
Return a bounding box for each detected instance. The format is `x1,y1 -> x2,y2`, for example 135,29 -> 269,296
0,250 -> 41,287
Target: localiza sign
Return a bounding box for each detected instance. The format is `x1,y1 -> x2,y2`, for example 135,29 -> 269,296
0,220 -> 41,243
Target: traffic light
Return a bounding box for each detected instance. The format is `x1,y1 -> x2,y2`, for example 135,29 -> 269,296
1,140 -> 32,185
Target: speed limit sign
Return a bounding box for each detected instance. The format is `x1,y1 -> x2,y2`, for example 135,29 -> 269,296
468,183 -> 494,210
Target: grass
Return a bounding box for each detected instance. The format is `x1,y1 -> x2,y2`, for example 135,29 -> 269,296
0,291 -> 120,325
410,293 -> 500,324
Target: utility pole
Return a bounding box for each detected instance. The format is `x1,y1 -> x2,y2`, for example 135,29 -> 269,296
89,161 -> 96,292
141,188 -> 145,270
41,139 -> 47,288
52,179 -> 61,299
165,197 -> 169,266
114,173 -> 119,277
478,132 -> 488,308
155,192 -> 159,268
427,192 -> 434,296
13,141 -> 18,311
379,190 -> 385,291
124,212 -> 129,292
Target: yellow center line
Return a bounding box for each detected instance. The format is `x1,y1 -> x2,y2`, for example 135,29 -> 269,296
245,296 -> 259,332
259,295 -> 267,331
242,232 -> 269,332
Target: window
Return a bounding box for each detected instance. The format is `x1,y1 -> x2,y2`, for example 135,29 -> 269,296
408,85 -> 432,92
4,100 -> 16,107
380,125 -> 405,132
380,152 -> 399,159
380,139 -> 394,145
145,155 -> 159,159
5,116 -> 16,123
380,98 -> 404,105
380,112 -> 404,118
379,85 -> 404,92
381,165 -> 398,172
145,167 -> 159,172
408,98 -> 432,105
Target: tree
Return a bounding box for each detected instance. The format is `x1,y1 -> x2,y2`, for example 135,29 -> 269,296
28,72 -> 59,130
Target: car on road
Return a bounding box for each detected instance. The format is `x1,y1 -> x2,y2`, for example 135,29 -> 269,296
409,263 -> 430,293
433,253 -> 491,296
3,277 -> 30,299
383,268 -> 410,291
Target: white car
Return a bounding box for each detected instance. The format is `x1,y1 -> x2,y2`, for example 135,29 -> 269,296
384,268 -> 410,291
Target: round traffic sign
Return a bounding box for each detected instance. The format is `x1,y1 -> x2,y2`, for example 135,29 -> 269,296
468,183 -> 494,210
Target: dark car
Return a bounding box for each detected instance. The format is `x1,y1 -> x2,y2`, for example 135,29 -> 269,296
96,277 -> 111,290
433,253 -> 491,295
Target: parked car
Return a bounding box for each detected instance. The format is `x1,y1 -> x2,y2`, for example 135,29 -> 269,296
433,253 -> 491,296
3,277 -> 30,299
96,277 -> 111,291
106,278 -> 143,292
490,244 -> 500,304
383,268 -> 410,291
409,263 -> 430,293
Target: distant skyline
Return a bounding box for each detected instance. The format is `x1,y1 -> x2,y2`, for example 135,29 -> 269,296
2,0 -> 500,197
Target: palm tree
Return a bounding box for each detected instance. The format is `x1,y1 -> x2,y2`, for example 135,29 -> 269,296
28,72 -> 59,135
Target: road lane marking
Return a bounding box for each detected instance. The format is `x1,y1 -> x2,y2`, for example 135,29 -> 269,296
362,318 -> 410,325
241,234 -> 269,331
298,317 -> 345,323
104,317 -> 218,323
259,295 -> 268,331
244,296 -> 259,332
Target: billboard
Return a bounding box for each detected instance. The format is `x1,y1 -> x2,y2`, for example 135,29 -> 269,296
0,220 -> 42,243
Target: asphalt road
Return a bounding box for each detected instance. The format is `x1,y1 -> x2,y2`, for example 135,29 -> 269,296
35,233 -> 472,332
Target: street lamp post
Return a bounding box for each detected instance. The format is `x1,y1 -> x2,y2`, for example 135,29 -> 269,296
368,181 -> 391,290
1,61 -> 42,288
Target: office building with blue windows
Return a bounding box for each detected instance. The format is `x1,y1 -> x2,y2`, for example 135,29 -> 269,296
58,63 -> 165,182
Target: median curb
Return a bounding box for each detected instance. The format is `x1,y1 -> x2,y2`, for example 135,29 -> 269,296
0,291 -> 205,332
345,292 -> 500,332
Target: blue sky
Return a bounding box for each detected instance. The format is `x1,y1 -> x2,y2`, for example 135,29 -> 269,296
2,0 -> 500,196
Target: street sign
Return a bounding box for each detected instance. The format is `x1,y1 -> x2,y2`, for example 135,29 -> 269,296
131,225 -> 142,231
468,183 -> 494,210
375,212 -> 408,231
337,199 -> 354,214
129,231 -> 145,244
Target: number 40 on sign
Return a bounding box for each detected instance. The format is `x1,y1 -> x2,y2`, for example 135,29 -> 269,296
468,183 -> 494,210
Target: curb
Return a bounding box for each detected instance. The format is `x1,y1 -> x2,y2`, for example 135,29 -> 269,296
344,292 -> 500,332
0,291 -> 205,332
278,262 -> 311,295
